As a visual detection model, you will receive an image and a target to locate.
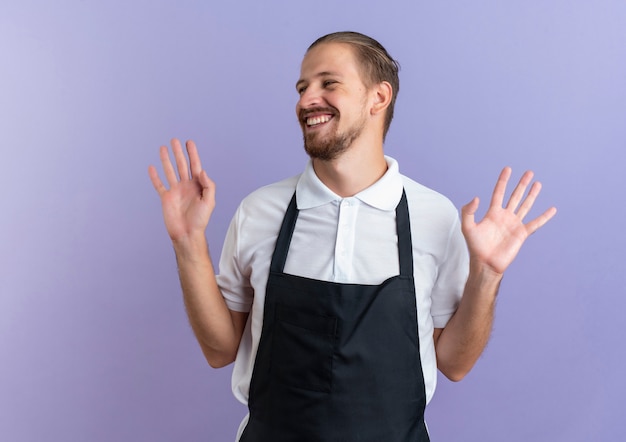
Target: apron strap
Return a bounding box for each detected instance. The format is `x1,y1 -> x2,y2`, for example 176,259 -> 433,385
269,193 -> 298,273
396,189 -> 414,277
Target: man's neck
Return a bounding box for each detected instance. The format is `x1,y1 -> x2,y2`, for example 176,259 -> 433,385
311,142 -> 388,197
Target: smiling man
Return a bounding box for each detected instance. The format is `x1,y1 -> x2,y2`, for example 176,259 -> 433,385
149,31 -> 556,441
297,41 -> 375,163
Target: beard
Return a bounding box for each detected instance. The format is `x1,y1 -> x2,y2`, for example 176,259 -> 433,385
302,113 -> 366,161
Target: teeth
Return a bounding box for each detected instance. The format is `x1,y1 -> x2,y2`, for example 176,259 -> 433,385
306,115 -> 332,126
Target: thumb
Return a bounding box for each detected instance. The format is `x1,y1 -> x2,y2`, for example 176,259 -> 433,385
199,170 -> 216,207
461,197 -> 479,232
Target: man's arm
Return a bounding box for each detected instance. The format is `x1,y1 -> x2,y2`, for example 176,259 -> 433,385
148,139 -> 247,368
174,233 -> 249,368
434,167 -> 556,381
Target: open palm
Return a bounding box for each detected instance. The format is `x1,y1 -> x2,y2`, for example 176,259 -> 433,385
148,139 -> 216,242
461,168 -> 557,275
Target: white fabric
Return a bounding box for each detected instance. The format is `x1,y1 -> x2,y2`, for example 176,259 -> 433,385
216,156 -> 469,436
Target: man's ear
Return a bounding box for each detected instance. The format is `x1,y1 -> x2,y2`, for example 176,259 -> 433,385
370,81 -> 393,116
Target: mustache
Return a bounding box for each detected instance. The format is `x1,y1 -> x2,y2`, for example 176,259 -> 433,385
299,106 -> 338,120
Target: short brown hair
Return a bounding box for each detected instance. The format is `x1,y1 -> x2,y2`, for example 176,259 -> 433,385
307,31 -> 400,139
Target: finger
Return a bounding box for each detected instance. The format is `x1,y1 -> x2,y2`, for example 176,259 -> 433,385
159,145 -> 179,187
148,165 -> 167,196
199,170 -> 216,205
506,170 -> 534,212
525,206 -> 557,235
171,138 -> 190,181
199,168 -> 215,190
516,181 -> 542,219
461,197 -> 479,232
489,167 -> 512,209
186,140 -> 203,179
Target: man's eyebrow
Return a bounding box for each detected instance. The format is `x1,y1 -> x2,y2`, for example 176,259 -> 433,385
295,71 -> 341,89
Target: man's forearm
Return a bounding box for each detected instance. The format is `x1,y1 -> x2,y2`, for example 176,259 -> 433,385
434,262 -> 502,381
173,233 -> 243,368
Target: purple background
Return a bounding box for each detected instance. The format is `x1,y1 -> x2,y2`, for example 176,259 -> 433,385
2,1 -> 625,441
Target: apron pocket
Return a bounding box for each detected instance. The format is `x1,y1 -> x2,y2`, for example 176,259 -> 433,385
272,304 -> 337,393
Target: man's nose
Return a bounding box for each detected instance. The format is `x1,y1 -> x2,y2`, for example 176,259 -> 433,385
298,86 -> 322,108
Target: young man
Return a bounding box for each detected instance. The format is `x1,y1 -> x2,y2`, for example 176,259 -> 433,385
149,32 -> 556,441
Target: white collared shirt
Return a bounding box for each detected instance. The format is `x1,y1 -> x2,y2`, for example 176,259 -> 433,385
217,156 -> 469,419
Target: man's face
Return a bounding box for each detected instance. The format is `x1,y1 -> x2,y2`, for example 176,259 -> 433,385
295,43 -> 371,161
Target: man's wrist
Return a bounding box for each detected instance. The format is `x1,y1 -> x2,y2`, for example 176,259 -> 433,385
466,260 -> 503,297
172,232 -> 210,262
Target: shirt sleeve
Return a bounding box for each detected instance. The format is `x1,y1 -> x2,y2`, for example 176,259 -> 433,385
429,215 -> 469,328
216,208 -> 254,313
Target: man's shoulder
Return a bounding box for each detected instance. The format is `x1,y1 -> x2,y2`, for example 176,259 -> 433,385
401,175 -> 458,214
237,174 -> 300,218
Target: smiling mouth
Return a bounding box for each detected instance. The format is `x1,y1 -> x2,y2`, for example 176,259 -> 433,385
305,114 -> 333,128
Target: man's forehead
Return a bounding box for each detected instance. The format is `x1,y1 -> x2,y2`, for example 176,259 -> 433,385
301,42 -> 355,65
298,43 -> 359,80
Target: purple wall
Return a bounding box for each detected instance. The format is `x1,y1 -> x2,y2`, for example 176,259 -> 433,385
2,1 -> 624,440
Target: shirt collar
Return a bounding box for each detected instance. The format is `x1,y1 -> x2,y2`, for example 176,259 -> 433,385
296,156 -> 403,211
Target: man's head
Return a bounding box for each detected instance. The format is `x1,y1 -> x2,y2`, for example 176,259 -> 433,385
295,32 -> 400,161
307,32 -> 400,138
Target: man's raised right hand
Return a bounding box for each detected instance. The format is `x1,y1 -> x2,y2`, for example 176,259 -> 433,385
148,138 -> 216,244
